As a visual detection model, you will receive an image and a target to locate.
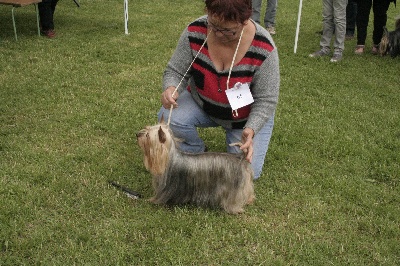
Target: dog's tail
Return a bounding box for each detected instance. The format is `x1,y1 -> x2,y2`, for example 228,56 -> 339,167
108,181 -> 141,199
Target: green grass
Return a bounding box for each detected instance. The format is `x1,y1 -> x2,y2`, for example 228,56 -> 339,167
1,0 -> 399,265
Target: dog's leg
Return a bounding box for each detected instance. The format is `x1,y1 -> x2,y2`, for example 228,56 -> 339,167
223,205 -> 245,214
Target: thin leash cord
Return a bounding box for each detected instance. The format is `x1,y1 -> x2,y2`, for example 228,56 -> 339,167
167,26 -> 244,126
226,27 -> 245,91
167,31 -> 211,126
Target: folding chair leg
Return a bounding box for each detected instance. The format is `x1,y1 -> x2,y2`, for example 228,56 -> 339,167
11,6 -> 17,41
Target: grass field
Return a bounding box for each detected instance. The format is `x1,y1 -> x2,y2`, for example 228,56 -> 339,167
1,0 -> 399,265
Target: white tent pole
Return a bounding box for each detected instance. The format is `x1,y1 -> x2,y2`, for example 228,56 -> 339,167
124,0 -> 129,35
294,0 -> 303,53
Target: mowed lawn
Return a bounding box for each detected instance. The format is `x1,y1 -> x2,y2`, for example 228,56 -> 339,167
1,0 -> 399,265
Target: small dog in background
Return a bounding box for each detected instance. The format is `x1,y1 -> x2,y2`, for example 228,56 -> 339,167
379,18 -> 400,57
136,121 -> 255,214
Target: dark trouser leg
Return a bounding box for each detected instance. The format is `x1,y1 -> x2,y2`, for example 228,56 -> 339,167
356,0 -> 372,45
346,0 -> 357,35
38,0 -> 58,31
51,0 -> 59,13
372,0 -> 391,45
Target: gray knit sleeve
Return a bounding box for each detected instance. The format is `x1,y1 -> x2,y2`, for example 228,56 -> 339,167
245,47 -> 280,135
162,28 -> 192,94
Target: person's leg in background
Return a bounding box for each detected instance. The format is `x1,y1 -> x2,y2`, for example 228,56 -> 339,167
320,0 -> 335,52
346,0 -> 357,39
371,0 -> 391,54
251,0 -> 262,24
331,0 -> 347,62
264,0 -> 278,35
355,0 -> 373,53
38,0 -> 59,38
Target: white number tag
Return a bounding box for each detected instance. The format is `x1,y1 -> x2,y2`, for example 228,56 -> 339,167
225,82 -> 254,115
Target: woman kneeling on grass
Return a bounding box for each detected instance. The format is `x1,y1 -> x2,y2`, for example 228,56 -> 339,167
158,0 -> 280,180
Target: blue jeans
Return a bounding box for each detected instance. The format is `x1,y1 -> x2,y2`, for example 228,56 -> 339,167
251,0 -> 278,27
158,90 -> 275,179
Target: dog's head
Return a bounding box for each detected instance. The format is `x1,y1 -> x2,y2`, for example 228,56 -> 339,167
379,18 -> 400,57
379,28 -> 390,56
136,121 -> 174,177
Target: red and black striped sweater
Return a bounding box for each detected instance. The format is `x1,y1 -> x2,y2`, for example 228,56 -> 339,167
163,15 -> 280,134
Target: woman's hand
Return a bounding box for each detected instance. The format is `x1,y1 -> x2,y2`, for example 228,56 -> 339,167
161,86 -> 179,109
240,127 -> 255,163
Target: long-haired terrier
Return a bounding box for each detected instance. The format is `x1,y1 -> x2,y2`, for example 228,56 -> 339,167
379,18 -> 400,57
136,121 -> 255,214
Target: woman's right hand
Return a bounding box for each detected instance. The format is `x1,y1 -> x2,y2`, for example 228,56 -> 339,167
161,86 -> 179,109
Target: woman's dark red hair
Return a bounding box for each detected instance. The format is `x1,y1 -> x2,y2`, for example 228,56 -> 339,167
205,0 -> 252,24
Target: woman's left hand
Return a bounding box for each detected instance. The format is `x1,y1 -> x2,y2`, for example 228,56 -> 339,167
240,127 -> 255,163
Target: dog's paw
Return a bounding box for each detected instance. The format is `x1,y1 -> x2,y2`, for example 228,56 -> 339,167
224,207 -> 245,215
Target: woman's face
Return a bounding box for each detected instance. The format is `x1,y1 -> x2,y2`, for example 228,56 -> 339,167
207,14 -> 243,42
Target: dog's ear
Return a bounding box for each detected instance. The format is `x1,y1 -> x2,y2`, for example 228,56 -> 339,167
158,126 -> 167,143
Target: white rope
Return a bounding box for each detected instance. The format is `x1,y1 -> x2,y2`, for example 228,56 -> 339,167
226,27 -> 245,117
167,31 -> 210,125
167,25 -> 244,125
226,27 -> 245,90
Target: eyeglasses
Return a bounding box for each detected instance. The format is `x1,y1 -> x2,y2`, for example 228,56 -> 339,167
206,20 -> 239,36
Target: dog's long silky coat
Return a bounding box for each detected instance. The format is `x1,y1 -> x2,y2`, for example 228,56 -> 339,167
379,18 -> 400,57
136,122 -> 255,214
